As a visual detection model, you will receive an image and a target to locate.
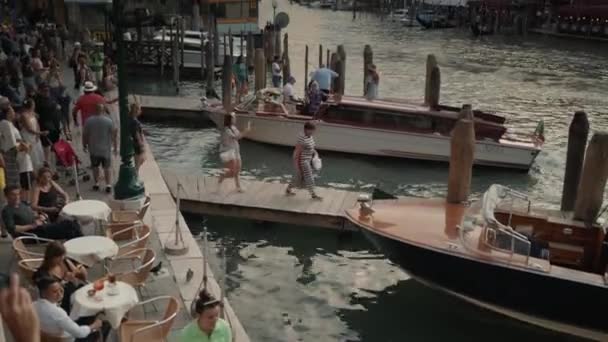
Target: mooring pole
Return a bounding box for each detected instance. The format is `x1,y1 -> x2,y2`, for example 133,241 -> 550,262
363,44 -> 373,93
447,106 -> 475,204
304,45 -> 309,93
254,48 -> 266,91
424,54 -> 438,105
428,65 -> 441,110
561,111 -> 589,212
574,133 -> 608,225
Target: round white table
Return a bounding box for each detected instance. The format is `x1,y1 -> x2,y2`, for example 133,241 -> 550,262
61,199 -> 112,235
61,199 -> 112,221
70,281 -> 139,329
64,236 -> 119,267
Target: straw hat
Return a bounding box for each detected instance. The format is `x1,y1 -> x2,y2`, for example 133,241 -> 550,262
83,81 -> 97,92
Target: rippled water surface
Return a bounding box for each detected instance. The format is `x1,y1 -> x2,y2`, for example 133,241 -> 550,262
131,0 -> 608,340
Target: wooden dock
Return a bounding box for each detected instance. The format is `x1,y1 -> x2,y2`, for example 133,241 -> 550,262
162,170 -> 362,230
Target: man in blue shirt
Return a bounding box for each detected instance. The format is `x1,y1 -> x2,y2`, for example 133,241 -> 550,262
310,64 -> 339,95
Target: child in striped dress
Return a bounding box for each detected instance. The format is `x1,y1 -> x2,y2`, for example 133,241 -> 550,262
286,121 -> 322,200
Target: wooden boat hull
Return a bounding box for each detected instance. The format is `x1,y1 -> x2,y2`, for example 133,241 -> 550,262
207,111 -> 540,170
358,226 -> 608,340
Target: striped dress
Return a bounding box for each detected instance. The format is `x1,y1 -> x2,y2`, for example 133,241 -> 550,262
289,133 -> 316,195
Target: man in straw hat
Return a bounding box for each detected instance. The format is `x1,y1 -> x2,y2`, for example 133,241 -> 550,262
72,81 -> 104,127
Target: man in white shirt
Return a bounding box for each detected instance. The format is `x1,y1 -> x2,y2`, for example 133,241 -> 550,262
33,277 -> 105,342
271,55 -> 282,88
282,76 -> 297,114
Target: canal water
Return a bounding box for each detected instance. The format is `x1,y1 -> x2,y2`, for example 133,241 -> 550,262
130,0 -> 608,340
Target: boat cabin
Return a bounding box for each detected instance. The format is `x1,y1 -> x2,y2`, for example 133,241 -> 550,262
315,97 -> 508,142
472,185 -> 607,275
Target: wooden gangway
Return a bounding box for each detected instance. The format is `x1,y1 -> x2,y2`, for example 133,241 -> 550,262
162,170 -> 362,230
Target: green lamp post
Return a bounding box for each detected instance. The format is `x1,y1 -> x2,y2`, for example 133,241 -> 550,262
112,0 -> 146,200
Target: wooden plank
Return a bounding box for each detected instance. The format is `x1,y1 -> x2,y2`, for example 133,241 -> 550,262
339,192 -> 361,212
322,189 -> 350,215
162,171 -> 179,197
233,181 -> 265,206
305,187 -> 341,215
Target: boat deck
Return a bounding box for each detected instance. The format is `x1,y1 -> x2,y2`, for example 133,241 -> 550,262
345,198 -> 607,288
162,170 -> 361,230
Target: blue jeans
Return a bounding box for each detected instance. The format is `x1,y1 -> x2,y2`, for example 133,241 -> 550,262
272,75 -> 282,88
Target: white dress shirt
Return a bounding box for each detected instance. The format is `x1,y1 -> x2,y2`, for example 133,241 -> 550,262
33,298 -> 92,341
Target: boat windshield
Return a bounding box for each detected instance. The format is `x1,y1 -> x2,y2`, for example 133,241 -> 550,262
463,184 -> 536,265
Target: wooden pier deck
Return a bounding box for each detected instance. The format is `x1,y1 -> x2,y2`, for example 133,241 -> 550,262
162,170 -> 362,230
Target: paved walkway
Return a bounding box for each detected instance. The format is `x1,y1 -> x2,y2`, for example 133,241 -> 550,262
1,140 -> 249,342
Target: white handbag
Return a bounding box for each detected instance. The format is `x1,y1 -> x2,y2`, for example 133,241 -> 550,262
311,155 -> 322,171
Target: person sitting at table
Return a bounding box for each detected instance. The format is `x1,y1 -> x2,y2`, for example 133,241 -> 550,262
180,290 -> 232,342
31,167 -> 70,222
33,276 -> 111,342
33,241 -> 87,313
1,184 -> 83,240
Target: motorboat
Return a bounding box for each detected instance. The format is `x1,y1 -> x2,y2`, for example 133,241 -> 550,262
320,0 -> 335,8
388,8 -> 409,22
416,10 -> 456,29
204,89 -> 543,170
152,33 -> 246,67
345,185 -> 608,341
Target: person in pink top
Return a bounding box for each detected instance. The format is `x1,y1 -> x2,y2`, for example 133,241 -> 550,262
71,81 -> 104,127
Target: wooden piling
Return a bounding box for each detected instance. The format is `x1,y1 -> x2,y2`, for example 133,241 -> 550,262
561,111 -> 589,212
200,29 -> 205,79
229,31 -> 234,63
180,17 -> 185,71
254,48 -> 266,91
304,45 -> 309,93
172,23 -> 179,89
318,44 -> 323,67
326,49 -> 330,67
424,54 -> 438,105
223,34 -> 227,57
282,33 -> 290,86
330,52 -> 338,73
447,118 -> 475,203
160,26 -> 166,76
205,41 -> 214,96
275,28 -> 282,59
336,45 -> 346,96
213,16 -> 219,65
428,66 -> 441,110
222,55 -> 232,111
363,45 -> 373,92
246,31 -> 254,69
573,133 -> 608,225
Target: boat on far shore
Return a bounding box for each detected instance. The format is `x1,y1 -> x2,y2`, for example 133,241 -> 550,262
203,89 -> 543,171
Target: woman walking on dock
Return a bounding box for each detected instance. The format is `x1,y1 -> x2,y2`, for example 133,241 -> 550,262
286,121 -> 322,200
218,113 -> 250,193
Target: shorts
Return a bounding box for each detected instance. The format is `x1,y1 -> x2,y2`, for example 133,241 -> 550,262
90,155 -> 111,168
41,130 -> 59,147
19,172 -> 33,190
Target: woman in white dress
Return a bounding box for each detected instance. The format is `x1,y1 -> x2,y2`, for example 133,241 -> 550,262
217,113 -> 250,192
19,99 -> 45,171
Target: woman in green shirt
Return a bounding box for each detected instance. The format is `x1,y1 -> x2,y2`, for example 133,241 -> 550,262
180,290 -> 232,342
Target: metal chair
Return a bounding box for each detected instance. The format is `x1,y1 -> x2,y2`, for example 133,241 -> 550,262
111,248 -> 156,299
119,296 -> 179,342
18,258 -> 43,282
110,224 -> 151,258
111,195 -> 151,224
12,236 -> 53,260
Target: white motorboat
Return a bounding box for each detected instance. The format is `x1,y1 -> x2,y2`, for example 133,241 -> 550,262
389,8 -> 409,22
152,33 -> 246,67
204,90 -> 543,170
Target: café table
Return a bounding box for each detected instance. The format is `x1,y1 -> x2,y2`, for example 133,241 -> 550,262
70,281 -> 139,329
61,199 -> 112,234
64,236 -> 119,267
